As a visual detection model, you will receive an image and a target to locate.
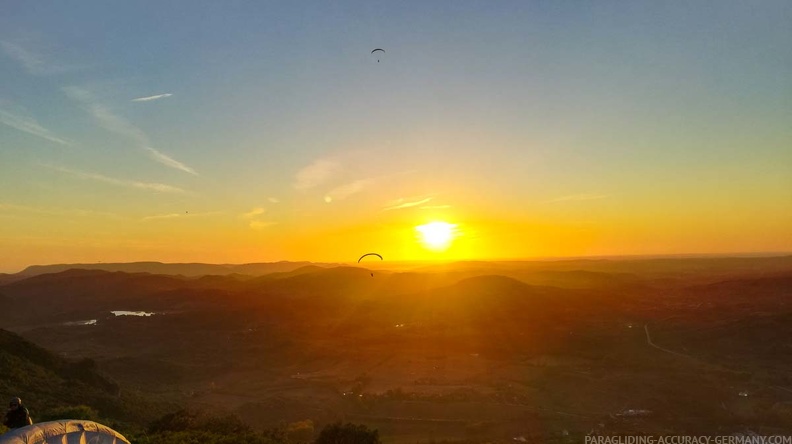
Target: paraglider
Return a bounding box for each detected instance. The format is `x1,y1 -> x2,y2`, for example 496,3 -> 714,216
358,253 -> 382,277
0,419 -> 130,444
358,253 -> 383,263
371,48 -> 384,62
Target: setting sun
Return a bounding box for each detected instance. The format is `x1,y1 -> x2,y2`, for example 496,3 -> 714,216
416,222 -> 457,251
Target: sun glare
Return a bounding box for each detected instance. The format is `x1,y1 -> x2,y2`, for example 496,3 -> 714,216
416,221 -> 457,251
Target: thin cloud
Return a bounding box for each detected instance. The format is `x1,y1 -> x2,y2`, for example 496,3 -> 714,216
141,213 -> 181,221
0,40 -> 79,76
0,202 -> 56,216
144,147 -> 198,175
132,93 -> 173,102
545,193 -> 610,204
47,165 -> 185,194
0,41 -> 45,73
0,109 -> 72,145
295,159 -> 339,190
0,203 -> 35,212
249,220 -> 276,230
143,210 -> 221,221
63,86 -> 197,175
268,197 -> 280,204
90,105 -> 149,144
0,202 -> 123,219
241,207 -> 265,219
383,197 -> 433,211
64,87 -> 148,144
324,179 -> 371,203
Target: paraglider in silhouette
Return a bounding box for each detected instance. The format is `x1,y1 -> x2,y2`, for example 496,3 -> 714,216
358,253 -> 383,263
0,419 -> 131,444
358,253 -> 382,277
371,48 -> 385,62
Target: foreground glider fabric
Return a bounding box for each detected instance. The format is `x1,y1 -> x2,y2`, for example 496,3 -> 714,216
0,420 -> 130,444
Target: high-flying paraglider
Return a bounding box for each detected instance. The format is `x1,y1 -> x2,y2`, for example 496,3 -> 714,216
371,48 -> 385,62
0,419 -> 131,444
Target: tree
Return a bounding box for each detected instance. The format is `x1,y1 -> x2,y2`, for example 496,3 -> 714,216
287,419 -> 315,443
314,422 -> 380,444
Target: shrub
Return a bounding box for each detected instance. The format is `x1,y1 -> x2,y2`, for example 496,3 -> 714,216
287,419 -> 315,443
314,422 -> 380,444
38,405 -> 101,422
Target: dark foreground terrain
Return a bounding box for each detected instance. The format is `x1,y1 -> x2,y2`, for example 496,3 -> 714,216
1,256 -> 791,442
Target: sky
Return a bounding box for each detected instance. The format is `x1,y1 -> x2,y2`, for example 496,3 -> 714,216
1,1 -> 790,272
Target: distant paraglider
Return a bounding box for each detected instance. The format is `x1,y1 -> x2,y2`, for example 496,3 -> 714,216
371,48 -> 385,62
358,253 -> 382,277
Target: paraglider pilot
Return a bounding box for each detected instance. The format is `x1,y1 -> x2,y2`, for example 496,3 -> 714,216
4,397 -> 32,429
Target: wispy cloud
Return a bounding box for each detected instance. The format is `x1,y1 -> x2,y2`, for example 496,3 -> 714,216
324,179 -> 372,203
544,193 -> 610,204
63,86 -> 197,175
294,159 -> 339,190
1,41 -> 46,74
0,109 -> 72,146
0,40 -> 79,76
142,210 -> 221,221
249,220 -> 276,230
132,93 -> 173,102
383,197 -> 433,211
47,165 -> 185,194
0,202 -> 121,219
241,207 -> 265,219
141,213 -> 182,221
240,206 -> 276,229
63,87 -> 147,143
268,197 -> 280,204
144,147 -> 198,175
0,203 -> 37,212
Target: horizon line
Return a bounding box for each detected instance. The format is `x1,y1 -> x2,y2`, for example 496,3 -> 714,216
4,251 -> 791,275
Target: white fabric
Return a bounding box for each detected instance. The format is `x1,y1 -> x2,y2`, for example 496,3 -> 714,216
0,420 -> 130,444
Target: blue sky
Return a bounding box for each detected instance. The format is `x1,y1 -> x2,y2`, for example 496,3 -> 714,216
1,1 -> 790,271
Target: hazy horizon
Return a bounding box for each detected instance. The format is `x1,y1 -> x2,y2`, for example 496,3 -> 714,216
2,1 -> 790,273
3,250 -> 792,275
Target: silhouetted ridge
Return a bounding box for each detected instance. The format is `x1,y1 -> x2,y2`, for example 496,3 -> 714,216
409,275 -> 575,323
17,261 -> 338,278
447,274 -> 551,299
0,270 -> 194,325
248,265 -> 328,283
19,261 -> 222,276
0,328 -> 61,369
5,269 -> 187,295
692,273 -> 792,294
0,328 -> 139,421
257,265 -> 373,283
0,273 -> 17,285
191,274 -> 250,290
270,266 -> 377,294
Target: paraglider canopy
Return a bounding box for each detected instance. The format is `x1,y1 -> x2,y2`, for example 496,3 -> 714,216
371,48 -> 385,62
0,419 -> 130,444
357,253 -> 383,263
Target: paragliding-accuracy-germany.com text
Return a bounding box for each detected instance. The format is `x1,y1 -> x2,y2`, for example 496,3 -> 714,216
585,436 -> 792,444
